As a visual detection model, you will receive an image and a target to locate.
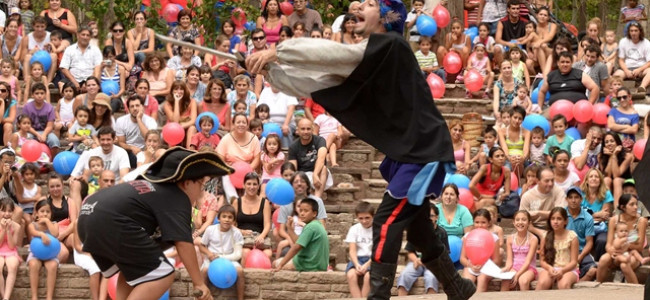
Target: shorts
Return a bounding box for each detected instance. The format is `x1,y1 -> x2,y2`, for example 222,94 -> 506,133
397,261 -> 439,292
23,207 -> 33,214
74,249 -> 100,275
578,254 -> 597,279
554,267 -> 579,278
26,252 -> 59,264
306,169 -> 333,190
201,258 -> 241,270
345,256 -> 371,273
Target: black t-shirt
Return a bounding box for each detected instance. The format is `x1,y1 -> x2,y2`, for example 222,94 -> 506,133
500,16 -> 527,42
288,135 -> 327,172
547,68 -> 586,104
78,181 -> 193,252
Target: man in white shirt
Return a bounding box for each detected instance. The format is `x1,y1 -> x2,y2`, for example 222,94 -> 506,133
257,85 -> 298,147
71,127 -> 131,181
570,125 -> 602,171
115,95 -> 158,168
59,25 -> 102,92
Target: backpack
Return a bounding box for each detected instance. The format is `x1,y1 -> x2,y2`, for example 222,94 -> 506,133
498,191 -> 521,218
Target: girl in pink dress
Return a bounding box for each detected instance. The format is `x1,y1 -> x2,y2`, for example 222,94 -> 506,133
501,210 -> 538,291
0,198 -> 21,300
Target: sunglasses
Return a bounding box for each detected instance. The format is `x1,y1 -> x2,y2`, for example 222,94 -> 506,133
618,95 -> 629,100
113,29 -> 124,33
0,89 -> 6,93
252,36 -> 266,41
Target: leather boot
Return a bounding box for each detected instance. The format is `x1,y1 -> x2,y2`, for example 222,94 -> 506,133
424,251 -> 476,300
366,262 -> 396,300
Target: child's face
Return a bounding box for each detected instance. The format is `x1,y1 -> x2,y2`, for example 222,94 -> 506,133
513,213 -> 529,232
257,110 -> 269,120
19,118 -> 31,131
510,50 -> 521,61
223,22 -> 234,35
451,22 -> 462,35
517,88 -> 527,99
63,86 -> 74,100
616,225 -> 629,238
36,204 -> 51,221
31,65 -> 43,78
501,112 -> 511,125
606,31 -> 616,43
1,63 -> 11,75
234,104 -> 246,114
623,186 -> 637,195
282,169 -> 295,181
629,0 -> 638,8
473,216 -> 490,229
419,41 -> 431,53
323,28 -> 332,39
251,126 -> 262,138
554,153 -> 569,170
611,81 -> 622,93
1,206 -> 12,219
413,1 -> 424,11
33,90 -> 46,103
200,121 -> 214,135
22,170 -> 35,183
145,134 -> 161,149
549,212 -> 567,231
298,202 -> 317,223
531,133 -> 543,146
484,133 -> 496,145
356,212 -> 373,228
478,26 -> 488,38
566,193 -> 582,210
218,40 -> 231,53
475,47 -> 485,58
310,30 -> 322,38
525,171 -> 538,185
200,72 -> 211,82
51,36 -> 61,47
19,0 -> 30,9
553,120 -> 567,135
294,26 -> 304,37
89,160 -> 103,175
218,212 -> 235,230
76,110 -> 89,126
525,23 -> 534,34
265,138 -> 279,154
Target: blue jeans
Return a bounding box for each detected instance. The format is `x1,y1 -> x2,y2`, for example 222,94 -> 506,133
38,130 -> 60,148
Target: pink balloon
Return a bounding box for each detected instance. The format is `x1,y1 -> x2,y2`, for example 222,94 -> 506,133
279,1 -> 293,15
231,8 -> 247,27
162,122 -> 185,146
108,275 -> 118,300
22,140 -> 42,162
162,3 -> 181,23
573,100 -> 594,123
432,5 -> 451,28
230,161 -> 253,189
427,73 -> 446,98
443,52 -> 462,74
40,143 -> 51,161
464,69 -> 484,92
458,188 -> 475,212
549,100 -> 574,122
568,160 -> 589,182
244,248 -> 272,269
464,228 -> 495,265
272,209 -> 280,229
634,138 -> 647,160
510,172 -> 518,190
592,103 -> 610,125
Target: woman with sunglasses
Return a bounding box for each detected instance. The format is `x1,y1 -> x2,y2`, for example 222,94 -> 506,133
0,82 -> 15,146
607,87 -> 639,150
105,21 -> 135,73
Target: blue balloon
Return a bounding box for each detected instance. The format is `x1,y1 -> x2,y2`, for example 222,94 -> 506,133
159,290 -> 170,300
245,21 -> 256,31
531,87 -> 540,105
265,178 -> 295,205
101,80 -> 120,97
545,90 -> 551,102
448,235 -> 462,262
30,50 -> 52,72
465,27 -> 478,45
174,4 -> 184,11
30,233 -> 61,260
445,174 -> 470,189
522,114 -> 550,135
213,217 -> 220,225
262,123 -> 283,138
565,127 -> 581,141
416,15 -> 437,37
195,112 -> 220,134
208,258 -> 238,288
53,151 -> 80,175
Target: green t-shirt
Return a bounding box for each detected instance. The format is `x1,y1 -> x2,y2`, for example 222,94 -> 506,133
292,220 -> 329,271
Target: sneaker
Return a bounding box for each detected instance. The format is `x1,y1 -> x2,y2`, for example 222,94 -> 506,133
613,270 -> 624,282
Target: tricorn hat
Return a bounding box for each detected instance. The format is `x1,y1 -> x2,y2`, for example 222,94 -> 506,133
139,147 -> 233,183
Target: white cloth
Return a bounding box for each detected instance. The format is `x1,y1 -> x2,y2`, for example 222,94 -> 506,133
267,37 -> 366,97
257,87 -> 298,124
71,146 -> 130,180
73,249 -> 100,275
314,114 -> 340,139
554,172 -> 581,192
59,43 -> 103,83
331,14 -> 345,33
114,114 -> 158,149
618,38 -> 650,70
345,223 -> 373,257
201,225 -> 243,262
570,139 -> 601,167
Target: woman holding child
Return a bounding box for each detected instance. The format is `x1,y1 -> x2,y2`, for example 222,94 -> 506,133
526,7 -> 557,74
231,173 -> 273,265
597,194 -> 648,284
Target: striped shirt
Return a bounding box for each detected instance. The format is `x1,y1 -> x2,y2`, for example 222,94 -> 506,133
415,50 -> 439,69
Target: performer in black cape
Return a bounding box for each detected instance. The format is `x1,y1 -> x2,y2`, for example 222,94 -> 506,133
246,0 -> 476,299
77,147 -> 233,300
633,142 -> 650,300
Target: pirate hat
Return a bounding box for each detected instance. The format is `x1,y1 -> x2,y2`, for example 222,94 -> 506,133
139,147 -> 233,183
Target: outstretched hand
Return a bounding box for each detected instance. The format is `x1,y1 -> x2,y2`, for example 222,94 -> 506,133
246,49 -> 278,75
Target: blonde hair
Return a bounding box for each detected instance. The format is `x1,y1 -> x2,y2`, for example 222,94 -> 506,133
610,75 -> 623,85
579,168 -> 608,202
447,119 -> 464,131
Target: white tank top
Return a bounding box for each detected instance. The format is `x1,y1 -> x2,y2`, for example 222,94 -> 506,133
20,184 -> 38,210
59,98 -> 75,124
28,32 -> 51,51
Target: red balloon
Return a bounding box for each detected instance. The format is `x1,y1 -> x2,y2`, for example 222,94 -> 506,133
464,69 -> 484,92
230,161 -> 253,189
22,140 -> 42,162
39,143 -> 51,161
231,8 -> 247,28
568,160 -> 589,182
458,188 -> 474,212
427,73 -> 446,98
432,5 -> 451,28
592,103 -> 610,125
573,100 -> 594,123
279,1 -> 294,15
162,3 -> 181,23
244,248 -> 272,269
464,228 -> 495,265
634,138 -> 647,160
443,52 -> 462,74
510,172 -> 518,190
162,122 -> 185,146
272,209 -> 280,229
108,274 -> 118,300
549,100 -> 574,122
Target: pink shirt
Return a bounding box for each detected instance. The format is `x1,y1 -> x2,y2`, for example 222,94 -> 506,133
190,132 -> 221,150
314,114 -> 340,139
261,151 -> 285,181
216,132 -> 261,165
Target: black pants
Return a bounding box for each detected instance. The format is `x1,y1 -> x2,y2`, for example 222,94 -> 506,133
126,150 -> 137,169
593,231 -> 608,261
371,193 -> 445,264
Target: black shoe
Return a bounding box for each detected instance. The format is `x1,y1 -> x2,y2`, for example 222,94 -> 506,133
424,251 -> 476,300
367,262 -> 396,300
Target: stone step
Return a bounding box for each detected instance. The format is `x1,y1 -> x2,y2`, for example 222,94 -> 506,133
324,186 -> 361,203
371,161 -> 382,179
362,179 -> 388,199
330,166 -> 371,185
336,149 -> 373,169
435,98 -> 492,116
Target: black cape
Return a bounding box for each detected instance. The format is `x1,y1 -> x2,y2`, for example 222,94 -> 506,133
312,32 -> 454,164
633,141 -> 650,209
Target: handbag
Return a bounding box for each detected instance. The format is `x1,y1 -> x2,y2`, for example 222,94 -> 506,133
498,192 -> 521,218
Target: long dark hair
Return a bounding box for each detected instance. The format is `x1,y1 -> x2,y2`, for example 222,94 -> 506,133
261,0 -> 283,19
599,132 -> 626,172
543,207 -> 568,265
291,171 -> 312,195
166,80 -> 191,115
